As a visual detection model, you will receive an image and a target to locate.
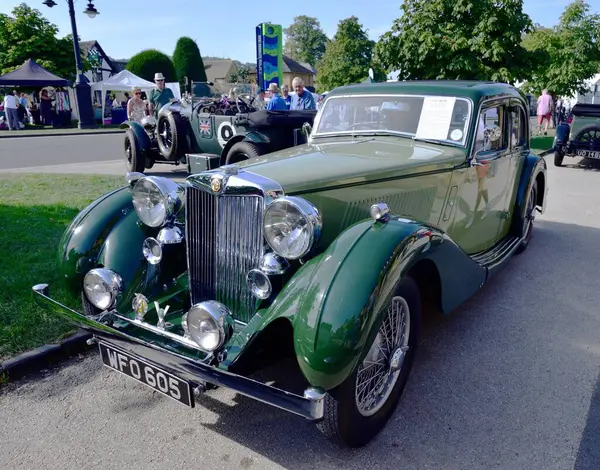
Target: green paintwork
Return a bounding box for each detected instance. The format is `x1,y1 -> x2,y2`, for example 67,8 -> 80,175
570,114 -> 600,136
44,80 -> 548,395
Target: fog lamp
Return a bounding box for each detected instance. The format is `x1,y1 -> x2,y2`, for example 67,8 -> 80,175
143,237 -> 162,264
83,268 -> 122,311
247,269 -> 272,300
182,301 -> 233,352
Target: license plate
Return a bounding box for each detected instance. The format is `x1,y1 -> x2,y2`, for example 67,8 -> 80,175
576,150 -> 600,159
99,341 -> 194,407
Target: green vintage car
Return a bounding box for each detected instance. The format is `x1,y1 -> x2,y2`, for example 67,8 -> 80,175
34,80 -> 547,448
120,87 -> 316,174
553,103 -> 600,166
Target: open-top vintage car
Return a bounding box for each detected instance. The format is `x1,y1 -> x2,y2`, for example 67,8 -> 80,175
34,80 -> 547,448
553,103 -> 600,166
120,84 -> 316,174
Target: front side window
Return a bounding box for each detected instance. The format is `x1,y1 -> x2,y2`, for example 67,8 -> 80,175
474,105 -> 506,154
510,107 -> 527,148
313,94 -> 472,146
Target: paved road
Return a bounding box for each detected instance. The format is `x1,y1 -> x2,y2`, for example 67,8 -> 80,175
1,151 -> 600,469
0,134 -> 187,179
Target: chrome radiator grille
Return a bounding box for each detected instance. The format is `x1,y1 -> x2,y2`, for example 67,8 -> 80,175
185,186 -> 264,323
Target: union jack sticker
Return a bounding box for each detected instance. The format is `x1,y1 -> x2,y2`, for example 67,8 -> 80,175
199,119 -> 212,137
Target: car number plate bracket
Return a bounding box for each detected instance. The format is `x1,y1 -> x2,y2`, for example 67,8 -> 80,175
98,341 -> 195,408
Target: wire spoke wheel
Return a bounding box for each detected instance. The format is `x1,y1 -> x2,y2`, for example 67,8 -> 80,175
355,296 -> 410,417
159,120 -> 172,149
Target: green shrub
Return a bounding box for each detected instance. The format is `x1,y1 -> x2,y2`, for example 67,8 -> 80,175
173,37 -> 207,90
126,49 -> 177,82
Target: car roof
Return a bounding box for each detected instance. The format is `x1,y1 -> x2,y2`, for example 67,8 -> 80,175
326,80 -> 525,105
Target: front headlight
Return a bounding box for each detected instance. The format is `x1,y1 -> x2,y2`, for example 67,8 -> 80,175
131,176 -> 182,227
263,196 -> 322,260
83,268 -> 123,311
182,301 -> 233,352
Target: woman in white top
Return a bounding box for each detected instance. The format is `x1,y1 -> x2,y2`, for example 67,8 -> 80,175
127,86 -> 147,123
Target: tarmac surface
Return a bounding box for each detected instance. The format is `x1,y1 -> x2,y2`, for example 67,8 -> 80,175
1,135 -> 599,469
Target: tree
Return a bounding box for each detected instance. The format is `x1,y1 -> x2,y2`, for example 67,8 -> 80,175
284,16 -> 329,65
375,0 -> 534,83
227,71 -> 239,83
237,66 -> 249,83
172,36 -> 207,91
316,16 -> 376,92
126,49 -> 177,82
0,3 -> 84,79
522,1 -> 600,97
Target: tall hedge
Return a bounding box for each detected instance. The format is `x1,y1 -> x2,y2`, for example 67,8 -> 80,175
173,37 -> 207,89
125,49 -> 177,82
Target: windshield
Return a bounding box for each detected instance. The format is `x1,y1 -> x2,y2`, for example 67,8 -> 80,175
313,94 -> 472,146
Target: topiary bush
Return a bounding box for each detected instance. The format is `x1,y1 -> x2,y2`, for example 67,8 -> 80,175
173,37 -> 207,90
126,49 -> 177,82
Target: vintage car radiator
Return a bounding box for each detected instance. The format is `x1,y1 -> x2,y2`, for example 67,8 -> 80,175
185,185 -> 264,323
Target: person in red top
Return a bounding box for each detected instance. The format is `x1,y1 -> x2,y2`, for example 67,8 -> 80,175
536,89 -> 554,135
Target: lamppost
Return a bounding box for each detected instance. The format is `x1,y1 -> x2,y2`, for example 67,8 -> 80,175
43,0 -> 99,129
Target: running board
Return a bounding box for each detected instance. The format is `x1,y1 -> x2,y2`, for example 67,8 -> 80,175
470,236 -> 522,269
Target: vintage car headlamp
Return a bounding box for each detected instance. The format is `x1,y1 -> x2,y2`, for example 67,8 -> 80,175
263,196 -> 322,260
131,176 -> 182,228
182,301 -> 234,352
83,268 -> 123,311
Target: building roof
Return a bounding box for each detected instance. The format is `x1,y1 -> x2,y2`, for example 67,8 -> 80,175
282,55 -> 314,75
299,61 -> 317,74
79,40 -> 115,72
204,59 -> 236,81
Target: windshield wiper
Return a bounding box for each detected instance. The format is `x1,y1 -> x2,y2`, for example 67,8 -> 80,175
412,136 -> 441,145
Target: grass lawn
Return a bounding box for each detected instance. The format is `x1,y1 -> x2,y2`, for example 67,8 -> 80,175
530,135 -> 554,152
0,173 -> 125,361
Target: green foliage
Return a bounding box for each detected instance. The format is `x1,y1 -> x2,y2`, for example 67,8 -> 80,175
284,16 -> 329,65
237,66 -> 250,83
227,71 -> 239,83
316,16 -> 376,92
522,1 -> 600,97
0,3 -> 85,80
126,49 -> 176,82
376,0 -> 534,83
172,36 -> 207,91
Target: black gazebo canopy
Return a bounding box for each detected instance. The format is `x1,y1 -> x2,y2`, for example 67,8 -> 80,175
0,59 -> 71,87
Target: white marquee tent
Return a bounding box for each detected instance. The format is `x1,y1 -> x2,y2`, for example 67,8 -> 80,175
90,70 -> 181,120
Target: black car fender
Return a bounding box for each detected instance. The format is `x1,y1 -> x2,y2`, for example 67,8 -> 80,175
554,122 -> 570,149
119,120 -> 151,153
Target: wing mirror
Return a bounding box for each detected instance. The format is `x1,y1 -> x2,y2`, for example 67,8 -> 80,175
302,122 -> 312,136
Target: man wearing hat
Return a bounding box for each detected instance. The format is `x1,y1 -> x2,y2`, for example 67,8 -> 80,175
148,72 -> 175,118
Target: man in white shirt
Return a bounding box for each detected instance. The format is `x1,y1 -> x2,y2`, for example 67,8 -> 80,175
3,91 -> 19,130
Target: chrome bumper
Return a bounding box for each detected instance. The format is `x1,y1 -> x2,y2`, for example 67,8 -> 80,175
32,283 -> 326,421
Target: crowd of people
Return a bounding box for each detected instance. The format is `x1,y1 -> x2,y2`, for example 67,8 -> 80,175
1,87 -> 71,130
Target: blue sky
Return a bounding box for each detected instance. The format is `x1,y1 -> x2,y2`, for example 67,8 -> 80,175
0,0 -> 591,64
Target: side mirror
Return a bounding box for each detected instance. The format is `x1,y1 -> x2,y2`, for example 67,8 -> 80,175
302,121 -> 312,136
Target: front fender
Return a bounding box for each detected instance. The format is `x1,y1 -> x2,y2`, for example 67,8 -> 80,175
119,120 -> 151,152
243,131 -> 271,145
553,123 -> 570,148
58,185 -> 185,312
288,218 -> 486,391
514,152 -> 548,227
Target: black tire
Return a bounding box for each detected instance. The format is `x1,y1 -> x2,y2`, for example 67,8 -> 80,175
225,141 -> 264,164
156,112 -> 185,161
554,150 -> 564,167
516,180 -> 538,254
317,277 -> 421,448
572,124 -> 600,144
124,129 -> 145,173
